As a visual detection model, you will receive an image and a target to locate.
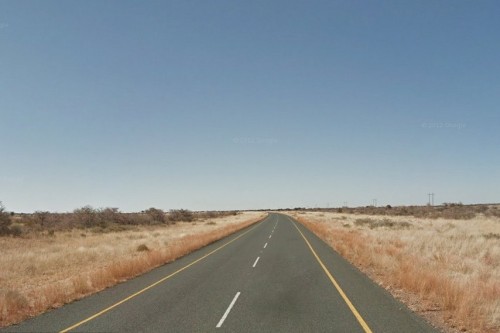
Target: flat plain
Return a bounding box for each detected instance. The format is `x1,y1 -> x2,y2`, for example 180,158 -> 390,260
286,208 -> 500,333
2,214 -> 439,333
0,211 -> 266,327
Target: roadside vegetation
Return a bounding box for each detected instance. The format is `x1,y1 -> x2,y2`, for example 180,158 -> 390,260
278,202 -> 500,220
1,203 -> 240,237
0,202 -> 266,327
288,205 -> 500,333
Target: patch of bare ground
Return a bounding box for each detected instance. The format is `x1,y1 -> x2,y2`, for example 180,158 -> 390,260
0,212 -> 266,327
286,211 -> 500,333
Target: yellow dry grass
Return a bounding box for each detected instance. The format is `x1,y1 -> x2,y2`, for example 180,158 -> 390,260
0,212 -> 266,327
286,211 -> 500,333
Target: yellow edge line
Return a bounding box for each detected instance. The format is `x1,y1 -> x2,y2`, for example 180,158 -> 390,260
289,217 -> 373,333
60,219 -> 265,333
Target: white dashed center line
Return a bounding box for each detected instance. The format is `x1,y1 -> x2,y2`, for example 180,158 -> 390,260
216,292 -> 241,328
264,243 -> 268,249
252,256 -> 260,268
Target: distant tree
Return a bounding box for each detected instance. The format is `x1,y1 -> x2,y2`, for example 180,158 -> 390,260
73,205 -> 98,228
99,207 -> 124,225
169,209 -> 194,222
145,208 -> 166,224
0,202 -> 12,235
34,211 -> 50,228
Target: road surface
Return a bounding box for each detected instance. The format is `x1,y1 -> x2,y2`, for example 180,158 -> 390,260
3,213 -> 439,332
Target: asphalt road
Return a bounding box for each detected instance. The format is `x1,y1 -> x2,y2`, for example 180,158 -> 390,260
3,213 -> 439,332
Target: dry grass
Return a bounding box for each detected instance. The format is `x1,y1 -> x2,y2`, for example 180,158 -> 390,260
0,212 -> 266,327
318,203 -> 500,220
286,211 -> 500,333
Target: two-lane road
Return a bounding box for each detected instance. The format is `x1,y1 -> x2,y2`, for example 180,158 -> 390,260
3,214 -> 439,332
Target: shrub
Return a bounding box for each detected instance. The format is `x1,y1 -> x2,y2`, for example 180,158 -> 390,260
73,206 -> 99,228
33,211 -> 50,228
485,206 -> 500,218
10,224 -> 23,237
376,219 -> 395,228
144,208 -> 166,224
483,233 -> 500,240
200,211 -> 218,219
197,211 -> 240,219
331,204 -> 491,220
169,209 -> 194,222
98,207 -> 127,225
354,218 -> 376,227
354,217 -> 411,229
0,202 -> 12,236
136,244 -> 150,252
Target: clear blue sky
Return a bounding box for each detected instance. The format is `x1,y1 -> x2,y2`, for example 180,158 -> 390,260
1,1 -> 499,212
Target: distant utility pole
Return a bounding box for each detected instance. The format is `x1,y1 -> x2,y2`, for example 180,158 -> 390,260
428,193 -> 435,206
343,201 -> 348,208
372,199 -> 377,207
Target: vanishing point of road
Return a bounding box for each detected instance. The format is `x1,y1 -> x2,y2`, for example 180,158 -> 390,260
3,213 -> 439,332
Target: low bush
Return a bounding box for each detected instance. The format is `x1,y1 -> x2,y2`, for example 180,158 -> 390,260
197,210 -> 239,219
354,218 -> 376,227
1,203 -> 247,235
318,204 -> 500,220
136,244 -> 150,252
169,209 -> 194,222
483,233 -> 500,240
0,202 -> 13,236
73,206 -> 100,228
354,218 -> 411,229
9,224 -> 23,237
144,208 -> 167,224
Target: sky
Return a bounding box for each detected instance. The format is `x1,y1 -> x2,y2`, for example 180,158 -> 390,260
1,0 -> 499,213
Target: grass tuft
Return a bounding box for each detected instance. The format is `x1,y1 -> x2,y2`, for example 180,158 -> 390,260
136,244 -> 150,252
